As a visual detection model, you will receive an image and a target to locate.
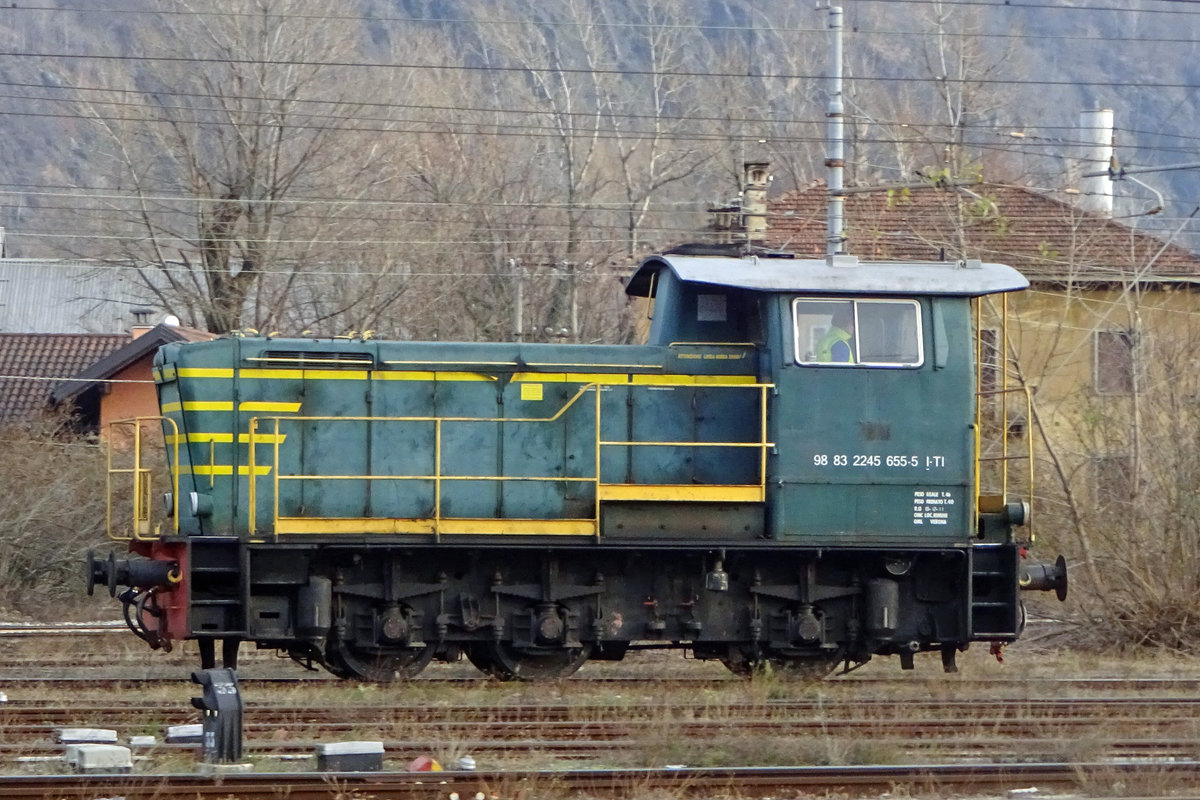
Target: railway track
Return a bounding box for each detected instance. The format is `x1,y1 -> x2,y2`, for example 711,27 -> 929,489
0,622 -> 127,637
0,639 -> 1197,688
0,665 -> 1189,696
4,642 -> 1200,797
0,761 -> 1194,800
0,628 -> 1193,692
7,669 -> 1200,694
9,695 -> 1200,724
9,735 -> 1200,766
0,620 -> 1194,694
5,695 -> 1200,767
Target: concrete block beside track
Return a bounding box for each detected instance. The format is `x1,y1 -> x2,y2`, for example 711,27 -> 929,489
63,743 -> 132,773
317,741 -> 384,772
197,761 -> 254,775
166,723 -> 204,743
56,728 -> 117,744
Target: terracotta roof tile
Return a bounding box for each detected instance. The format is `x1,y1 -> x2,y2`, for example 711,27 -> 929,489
0,333 -> 128,422
766,183 -> 1200,281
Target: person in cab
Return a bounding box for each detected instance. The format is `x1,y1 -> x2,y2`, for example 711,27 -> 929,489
816,305 -> 855,363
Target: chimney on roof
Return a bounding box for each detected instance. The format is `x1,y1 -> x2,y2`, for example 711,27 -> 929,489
1078,108 -> 1114,217
742,162 -> 770,245
704,162 -> 769,246
131,307 -> 154,338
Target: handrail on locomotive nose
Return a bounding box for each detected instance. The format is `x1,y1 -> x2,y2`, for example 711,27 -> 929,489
974,293 -> 1034,542
105,416 -> 180,542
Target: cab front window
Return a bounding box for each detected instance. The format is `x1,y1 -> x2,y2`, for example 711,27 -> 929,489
794,298 -> 923,367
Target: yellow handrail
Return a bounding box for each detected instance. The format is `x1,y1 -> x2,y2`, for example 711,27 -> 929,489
106,416 -> 180,541
975,292 -> 1035,541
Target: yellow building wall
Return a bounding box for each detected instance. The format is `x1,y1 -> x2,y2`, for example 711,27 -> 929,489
982,284 -> 1200,519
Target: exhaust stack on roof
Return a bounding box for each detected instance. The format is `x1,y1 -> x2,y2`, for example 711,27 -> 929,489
1078,108 -> 1114,217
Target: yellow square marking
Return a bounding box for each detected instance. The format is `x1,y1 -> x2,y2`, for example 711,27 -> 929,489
520,383 -> 544,401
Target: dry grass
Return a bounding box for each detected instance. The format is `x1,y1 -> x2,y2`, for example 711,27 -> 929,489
9,645 -> 1200,787
1071,762 -> 1200,798
0,418 -> 109,617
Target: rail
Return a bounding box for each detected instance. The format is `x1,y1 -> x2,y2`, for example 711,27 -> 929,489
105,416 -> 179,541
247,381 -> 773,539
1,763 -> 1191,800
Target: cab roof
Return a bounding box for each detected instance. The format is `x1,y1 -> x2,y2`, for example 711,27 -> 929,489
626,253 -> 1029,298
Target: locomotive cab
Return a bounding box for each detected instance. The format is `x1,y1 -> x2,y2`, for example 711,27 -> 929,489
627,252 -> 1066,670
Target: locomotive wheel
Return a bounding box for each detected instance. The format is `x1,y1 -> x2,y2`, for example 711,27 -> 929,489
324,640 -> 436,682
466,641 -> 592,681
719,647 -> 840,680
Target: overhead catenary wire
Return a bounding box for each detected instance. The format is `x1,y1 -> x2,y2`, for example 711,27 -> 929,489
0,374 -> 156,385
0,1 -> 1193,263
1,76 -> 1200,153
0,50 -> 1191,92
6,1 -> 1200,32
0,9 -> 1192,163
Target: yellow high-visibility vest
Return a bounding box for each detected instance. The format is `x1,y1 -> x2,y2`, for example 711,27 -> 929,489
816,327 -> 854,363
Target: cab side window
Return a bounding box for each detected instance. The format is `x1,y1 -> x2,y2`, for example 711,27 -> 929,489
794,298 -> 923,367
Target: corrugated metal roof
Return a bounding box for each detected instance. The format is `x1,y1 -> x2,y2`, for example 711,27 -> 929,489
0,259 -> 164,334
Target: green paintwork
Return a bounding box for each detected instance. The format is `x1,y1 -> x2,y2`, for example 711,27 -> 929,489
155,338 -> 765,538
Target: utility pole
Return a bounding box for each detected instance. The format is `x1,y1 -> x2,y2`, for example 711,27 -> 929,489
825,4 -> 846,257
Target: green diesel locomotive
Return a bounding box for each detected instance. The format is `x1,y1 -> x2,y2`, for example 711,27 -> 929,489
88,251 -> 1066,679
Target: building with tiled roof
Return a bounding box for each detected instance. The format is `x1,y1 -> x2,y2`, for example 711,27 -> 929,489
765,181 -> 1200,283
48,323 -> 215,436
0,333 -> 129,425
0,323 -> 214,434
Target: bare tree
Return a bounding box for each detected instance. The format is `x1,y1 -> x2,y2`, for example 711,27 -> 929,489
592,0 -> 712,257
69,0 -> 384,333
846,1 -> 1019,188
0,415 -> 108,612
466,0 -> 618,341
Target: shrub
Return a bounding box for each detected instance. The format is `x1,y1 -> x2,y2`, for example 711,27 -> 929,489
0,415 -> 109,616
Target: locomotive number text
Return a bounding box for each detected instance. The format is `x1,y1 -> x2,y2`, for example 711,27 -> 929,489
812,453 -> 945,468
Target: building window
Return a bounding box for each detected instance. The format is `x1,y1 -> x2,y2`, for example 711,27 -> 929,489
1095,330 -> 1134,395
